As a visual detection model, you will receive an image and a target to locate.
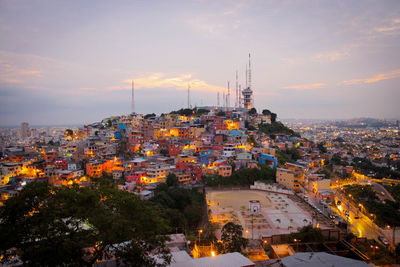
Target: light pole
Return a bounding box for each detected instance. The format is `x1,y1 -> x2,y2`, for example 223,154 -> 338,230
198,229 -> 202,245
294,239 -> 301,251
370,245 -> 379,259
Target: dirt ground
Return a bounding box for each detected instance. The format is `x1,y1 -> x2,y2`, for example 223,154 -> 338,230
207,190 -> 273,210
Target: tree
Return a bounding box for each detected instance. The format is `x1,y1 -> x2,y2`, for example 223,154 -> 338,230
65,129 -> 73,138
218,222 -> 248,253
166,173 -> 178,187
271,113 -> 277,123
395,242 -> 400,257
217,111 -> 226,117
144,113 -> 156,119
159,149 -> 169,157
248,108 -> 257,115
245,120 -> 256,131
317,142 -> 327,153
288,225 -> 324,243
0,182 -> 171,266
262,109 -> 271,115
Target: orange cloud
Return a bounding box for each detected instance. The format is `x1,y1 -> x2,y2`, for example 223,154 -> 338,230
119,73 -> 226,92
341,69 -> 400,85
282,83 -> 325,90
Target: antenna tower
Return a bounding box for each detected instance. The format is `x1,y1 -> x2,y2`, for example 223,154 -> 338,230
248,53 -> 252,89
245,64 -> 248,88
187,83 -> 191,109
227,81 -> 230,109
131,80 -> 135,114
235,71 -> 238,108
239,84 -> 242,108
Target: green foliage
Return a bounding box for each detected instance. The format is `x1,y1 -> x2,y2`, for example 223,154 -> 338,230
203,165 -> 275,187
288,225 -> 325,243
352,157 -> 400,179
396,242 -> 400,256
151,187 -> 204,233
166,173 -> 178,187
258,122 -> 299,137
276,151 -> 290,165
144,113 -> 156,119
196,109 -> 210,115
317,169 -> 332,179
216,222 -> 248,253
247,135 -> 258,147
331,153 -> 348,166
317,142 -> 327,153
262,109 -> 271,115
0,182 -> 171,266
344,185 -> 400,227
217,111 -> 226,117
65,129 -> 73,137
248,108 -> 257,115
384,184 -> 400,202
159,149 -> 169,157
271,113 -> 277,123
170,108 -> 194,116
276,148 -> 300,165
245,120 -> 256,131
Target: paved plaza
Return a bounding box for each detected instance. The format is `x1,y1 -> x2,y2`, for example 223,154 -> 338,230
207,189 -> 318,239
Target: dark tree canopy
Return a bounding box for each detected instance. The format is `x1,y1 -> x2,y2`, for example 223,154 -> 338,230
65,129 -> 73,137
0,182 -> 171,266
166,173 -> 178,187
262,109 -> 272,115
248,108 -> 257,115
216,222 -> 248,253
144,113 -> 156,119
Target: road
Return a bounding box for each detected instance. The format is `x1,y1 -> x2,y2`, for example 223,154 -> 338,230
333,189 -> 395,250
371,182 -> 396,202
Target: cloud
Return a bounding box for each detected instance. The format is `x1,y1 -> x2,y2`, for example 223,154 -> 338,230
374,18 -> 400,34
281,49 -> 351,65
341,69 -> 400,85
282,83 -> 326,90
314,51 -> 350,62
119,73 -> 226,92
0,50 -> 65,85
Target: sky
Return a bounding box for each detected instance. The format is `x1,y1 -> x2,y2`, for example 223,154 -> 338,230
0,0 -> 400,126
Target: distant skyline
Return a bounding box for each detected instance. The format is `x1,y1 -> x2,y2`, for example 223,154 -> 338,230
1,0 -> 400,126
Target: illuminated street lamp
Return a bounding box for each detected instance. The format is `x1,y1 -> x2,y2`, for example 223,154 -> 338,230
370,245 -> 379,258
198,229 -> 203,245
245,230 -> 248,239
294,239 -> 301,251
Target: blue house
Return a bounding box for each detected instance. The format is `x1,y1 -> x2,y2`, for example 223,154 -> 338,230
257,153 -> 278,168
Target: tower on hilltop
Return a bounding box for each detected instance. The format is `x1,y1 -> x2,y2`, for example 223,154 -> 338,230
242,53 -> 253,110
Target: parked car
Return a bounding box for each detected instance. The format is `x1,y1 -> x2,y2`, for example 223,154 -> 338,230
378,236 -> 390,246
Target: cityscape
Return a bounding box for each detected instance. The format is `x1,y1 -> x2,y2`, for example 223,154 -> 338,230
1,1 -> 400,267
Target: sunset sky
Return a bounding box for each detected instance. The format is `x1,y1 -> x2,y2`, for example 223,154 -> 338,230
1,0 -> 399,126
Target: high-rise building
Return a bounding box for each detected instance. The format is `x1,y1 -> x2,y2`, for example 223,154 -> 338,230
21,122 -> 29,138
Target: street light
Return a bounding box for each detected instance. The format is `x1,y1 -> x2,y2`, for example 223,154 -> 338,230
370,245 -> 379,259
294,239 -> 301,251
198,229 -> 202,245
245,230 -> 248,239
